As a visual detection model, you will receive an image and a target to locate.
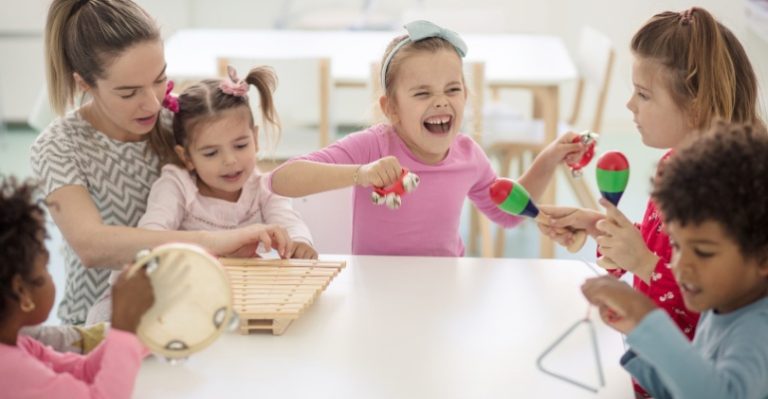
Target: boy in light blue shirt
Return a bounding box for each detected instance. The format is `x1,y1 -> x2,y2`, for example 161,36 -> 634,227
581,121 -> 768,399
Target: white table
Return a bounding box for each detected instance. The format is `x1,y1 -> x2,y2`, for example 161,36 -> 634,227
166,29 -> 578,258
134,256 -> 632,398
165,29 -> 576,87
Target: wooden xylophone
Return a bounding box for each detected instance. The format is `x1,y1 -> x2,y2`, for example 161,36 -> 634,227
218,258 -> 346,335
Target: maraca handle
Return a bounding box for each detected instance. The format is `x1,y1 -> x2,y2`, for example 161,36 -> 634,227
596,255 -> 620,270
565,230 -> 587,253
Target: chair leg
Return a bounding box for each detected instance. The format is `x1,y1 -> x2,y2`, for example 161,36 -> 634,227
479,212 -> 493,257
494,152 -> 513,257
468,205 -> 479,255
563,166 -> 598,210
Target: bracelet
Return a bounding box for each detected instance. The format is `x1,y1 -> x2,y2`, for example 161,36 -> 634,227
352,165 -> 362,185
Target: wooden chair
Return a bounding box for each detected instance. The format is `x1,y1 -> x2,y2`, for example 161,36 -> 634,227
479,26 -> 615,257
217,57 -> 332,171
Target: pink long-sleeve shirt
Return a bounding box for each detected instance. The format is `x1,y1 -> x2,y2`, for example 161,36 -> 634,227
139,164 -> 313,244
271,124 -> 522,256
0,329 -> 147,399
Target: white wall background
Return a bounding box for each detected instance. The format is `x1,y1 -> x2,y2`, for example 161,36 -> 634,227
1,0 -> 766,133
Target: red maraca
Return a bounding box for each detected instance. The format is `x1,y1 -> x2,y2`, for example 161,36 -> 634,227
490,178 -> 586,252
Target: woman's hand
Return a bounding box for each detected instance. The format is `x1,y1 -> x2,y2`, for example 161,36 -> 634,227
358,156 -> 402,188
111,265 -> 155,334
581,275 -> 657,334
287,241 -> 319,259
594,198 -> 658,282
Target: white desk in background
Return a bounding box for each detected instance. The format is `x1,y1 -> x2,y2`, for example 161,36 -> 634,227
165,29 -> 576,88
165,30 -> 577,258
134,255 -> 632,398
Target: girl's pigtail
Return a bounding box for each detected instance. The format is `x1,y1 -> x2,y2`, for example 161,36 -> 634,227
245,67 -> 282,148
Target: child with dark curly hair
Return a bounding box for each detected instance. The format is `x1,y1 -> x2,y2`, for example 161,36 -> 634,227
0,177 -> 155,398
581,122 -> 768,399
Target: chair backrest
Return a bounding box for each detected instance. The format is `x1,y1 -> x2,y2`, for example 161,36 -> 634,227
291,187 -> 353,254
217,57 -> 332,162
464,62 -> 486,143
568,26 -> 615,133
368,61 -> 485,142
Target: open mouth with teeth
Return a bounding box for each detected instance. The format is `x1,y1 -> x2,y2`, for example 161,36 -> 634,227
221,171 -> 243,182
423,115 -> 453,134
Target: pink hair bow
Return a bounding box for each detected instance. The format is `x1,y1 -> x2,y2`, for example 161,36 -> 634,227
219,65 -> 249,97
162,80 -> 179,113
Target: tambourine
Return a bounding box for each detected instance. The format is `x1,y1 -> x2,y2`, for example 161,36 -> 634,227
127,243 -> 234,360
566,130 -> 599,177
371,168 -> 420,209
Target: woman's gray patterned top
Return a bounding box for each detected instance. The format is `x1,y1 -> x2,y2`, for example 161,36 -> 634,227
30,111 -> 164,324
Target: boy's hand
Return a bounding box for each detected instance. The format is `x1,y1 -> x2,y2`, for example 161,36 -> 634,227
288,241 -> 318,259
358,156 -> 402,188
594,198 -> 658,281
581,275 -> 657,334
111,265 -> 155,334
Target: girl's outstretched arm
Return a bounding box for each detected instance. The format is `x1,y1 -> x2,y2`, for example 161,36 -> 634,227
270,161 -> 364,197
518,132 -> 585,202
270,156 -> 402,197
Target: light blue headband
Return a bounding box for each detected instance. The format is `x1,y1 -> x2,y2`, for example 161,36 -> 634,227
380,20 -> 468,89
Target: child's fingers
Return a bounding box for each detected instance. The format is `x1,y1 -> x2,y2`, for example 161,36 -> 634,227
548,210 -> 584,230
595,218 -> 619,236
538,223 -> 575,247
596,255 -> 620,270
537,205 -> 573,219
599,198 -> 632,227
581,275 -> 618,299
559,142 -> 585,158
255,230 -> 272,253
269,228 -> 290,258
382,168 -> 399,185
293,243 -> 318,259
599,304 -> 624,325
285,241 -> 297,258
114,264 -> 131,282
594,230 -> 613,248
375,156 -> 401,184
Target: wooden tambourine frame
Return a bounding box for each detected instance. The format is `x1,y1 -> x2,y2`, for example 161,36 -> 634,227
128,243 -> 234,359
